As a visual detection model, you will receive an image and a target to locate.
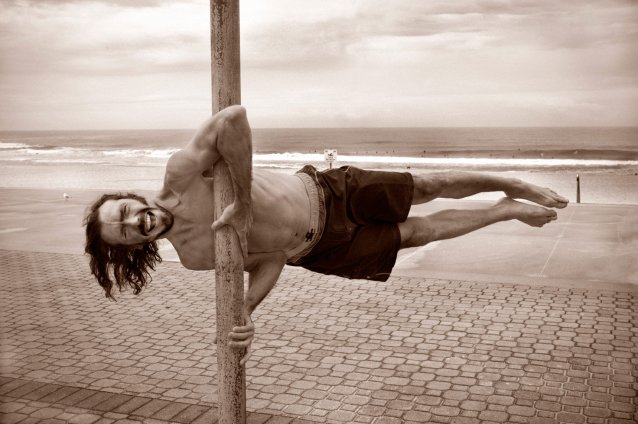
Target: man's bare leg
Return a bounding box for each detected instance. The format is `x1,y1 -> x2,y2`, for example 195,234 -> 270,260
399,197 -> 557,248
412,172 -> 569,208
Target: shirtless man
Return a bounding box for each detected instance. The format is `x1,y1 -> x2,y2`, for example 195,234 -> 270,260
85,105 -> 568,362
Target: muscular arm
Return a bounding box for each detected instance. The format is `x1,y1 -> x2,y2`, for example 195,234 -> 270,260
165,105 -> 253,254
227,251 -> 286,365
209,106 -> 252,210
244,251 -> 287,314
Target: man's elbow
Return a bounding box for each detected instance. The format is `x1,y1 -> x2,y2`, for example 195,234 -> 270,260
220,105 -> 247,124
211,105 -> 251,147
244,293 -> 259,312
200,105 -> 247,135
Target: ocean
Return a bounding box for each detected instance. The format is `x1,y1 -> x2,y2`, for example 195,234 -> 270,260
1,127 -> 637,204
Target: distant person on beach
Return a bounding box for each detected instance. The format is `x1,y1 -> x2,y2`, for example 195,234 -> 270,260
84,105 -> 569,361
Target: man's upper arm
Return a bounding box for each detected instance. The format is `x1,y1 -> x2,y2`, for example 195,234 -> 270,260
165,123 -> 220,186
243,251 -> 287,314
165,106 -> 249,186
244,251 -> 287,274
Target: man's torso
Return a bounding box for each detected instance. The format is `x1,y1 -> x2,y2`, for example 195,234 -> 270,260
159,168 -> 311,270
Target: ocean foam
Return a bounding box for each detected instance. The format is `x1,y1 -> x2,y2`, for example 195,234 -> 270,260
252,152 -> 638,168
102,148 -> 178,158
0,142 -> 32,149
1,146 -> 637,169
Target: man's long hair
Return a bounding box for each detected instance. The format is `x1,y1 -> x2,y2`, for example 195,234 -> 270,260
84,192 -> 162,300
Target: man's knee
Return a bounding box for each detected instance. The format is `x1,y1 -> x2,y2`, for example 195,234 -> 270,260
412,174 -> 445,204
398,217 -> 436,248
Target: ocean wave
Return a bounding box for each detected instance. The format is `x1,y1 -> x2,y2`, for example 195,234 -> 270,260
0,145 -> 179,163
253,152 -> 638,168
1,147 -> 637,169
0,142 -> 33,149
0,145 -> 86,154
102,148 -> 179,158
31,158 -> 105,164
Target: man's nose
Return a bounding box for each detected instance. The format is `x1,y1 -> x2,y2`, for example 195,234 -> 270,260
123,213 -> 141,227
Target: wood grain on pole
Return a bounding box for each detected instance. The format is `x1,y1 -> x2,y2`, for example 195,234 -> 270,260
210,0 -> 246,423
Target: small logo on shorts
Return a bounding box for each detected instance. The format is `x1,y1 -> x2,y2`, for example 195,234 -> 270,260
305,229 -> 316,242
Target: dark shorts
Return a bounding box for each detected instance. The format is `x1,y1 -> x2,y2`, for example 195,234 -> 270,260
289,165 -> 414,281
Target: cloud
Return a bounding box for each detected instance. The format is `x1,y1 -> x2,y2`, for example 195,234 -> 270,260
0,0 -> 210,77
242,18 -> 356,70
240,0 -> 637,81
3,0 -> 186,7
353,0 -> 638,50
1,0 -> 637,129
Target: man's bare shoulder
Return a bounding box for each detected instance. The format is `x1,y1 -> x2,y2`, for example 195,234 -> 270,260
160,149 -> 213,194
164,149 -> 203,176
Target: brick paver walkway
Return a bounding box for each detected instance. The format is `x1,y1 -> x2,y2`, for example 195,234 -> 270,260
1,250 -> 637,423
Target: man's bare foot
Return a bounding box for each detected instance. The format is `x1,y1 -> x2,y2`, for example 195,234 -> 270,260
506,181 -> 569,209
496,197 -> 558,227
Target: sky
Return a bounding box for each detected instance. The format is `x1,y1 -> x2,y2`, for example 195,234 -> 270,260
1,0 -> 637,130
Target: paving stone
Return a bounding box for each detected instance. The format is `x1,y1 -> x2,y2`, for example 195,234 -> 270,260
282,404 -> 312,416
0,379 -> 30,396
169,404 -> 211,423
66,413 -> 102,424
20,383 -> 61,401
358,405 -> 386,417
57,389 -> 100,406
1,412 -> 30,424
432,405 -> 461,416
469,386 -> 494,396
112,397 -> 153,414
535,400 -> 561,412
403,410 -> 432,422
3,381 -> 47,399
75,391 -> 116,410
92,394 -> 134,412
479,410 -> 509,421
508,405 -> 536,417
375,417 -> 402,424
31,407 -> 65,419
151,401 -> 191,420
264,417 -> 293,424
583,407 -> 612,418
247,412 -> 272,424
0,400 -> 27,414
487,394 -> 514,405
609,401 -> 635,413
610,387 -> 637,397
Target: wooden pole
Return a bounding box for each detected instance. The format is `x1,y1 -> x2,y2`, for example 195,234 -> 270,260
210,1 -> 246,423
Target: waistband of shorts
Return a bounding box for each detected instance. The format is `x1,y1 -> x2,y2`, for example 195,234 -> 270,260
285,171 -> 325,263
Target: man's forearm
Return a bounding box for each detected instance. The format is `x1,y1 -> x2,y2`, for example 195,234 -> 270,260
216,106 -> 252,208
206,106 -> 254,256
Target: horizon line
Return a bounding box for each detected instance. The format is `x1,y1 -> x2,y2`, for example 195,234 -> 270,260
2,125 -> 638,133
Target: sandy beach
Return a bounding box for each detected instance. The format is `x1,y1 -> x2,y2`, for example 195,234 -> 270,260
1,160 -> 637,204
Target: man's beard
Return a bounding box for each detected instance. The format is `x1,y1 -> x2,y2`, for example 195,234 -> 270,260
152,204 -> 174,239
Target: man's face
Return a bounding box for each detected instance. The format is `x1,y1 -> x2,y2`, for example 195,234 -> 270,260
98,198 -> 173,246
